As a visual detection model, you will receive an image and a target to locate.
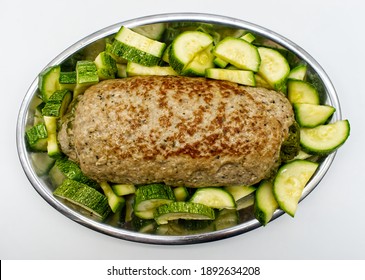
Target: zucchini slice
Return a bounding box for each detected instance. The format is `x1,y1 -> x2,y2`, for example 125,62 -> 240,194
206,68 -> 255,86
154,202 -> 215,225
189,188 -> 236,209
257,47 -> 290,90
169,30 -> 213,74
287,79 -> 320,104
112,26 -> 166,66
183,44 -> 215,76
224,185 -> 256,202
213,37 -> 260,72
111,184 -> 136,196
173,186 -> 189,202
254,180 -> 278,226
287,64 -> 307,80
274,160 -> 319,217
293,103 -> 336,127
42,89 -> 72,118
53,179 -> 111,220
100,181 -> 125,213
300,120 -> 350,155
134,184 -> 175,219
38,65 -> 61,101
25,123 -> 48,152
126,62 -> 177,76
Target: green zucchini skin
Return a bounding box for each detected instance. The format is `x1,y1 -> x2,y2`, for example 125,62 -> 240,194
25,123 -> 48,152
53,179 -> 111,220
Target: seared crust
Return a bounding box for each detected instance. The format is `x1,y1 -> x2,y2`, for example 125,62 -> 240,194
59,76 -> 294,187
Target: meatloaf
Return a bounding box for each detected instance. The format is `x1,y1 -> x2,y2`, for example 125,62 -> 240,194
58,75 -> 294,187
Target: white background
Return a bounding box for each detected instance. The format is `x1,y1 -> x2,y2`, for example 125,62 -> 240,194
1,0 -> 364,260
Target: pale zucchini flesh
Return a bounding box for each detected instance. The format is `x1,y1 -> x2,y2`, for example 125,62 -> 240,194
287,79 -> 320,104
257,47 -> 290,90
189,188 -> 236,209
274,160 -> 319,217
300,120 -> 350,155
213,37 -> 260,72
293,103 -> 336,127
254,180 -> 278,226
154,202 -> 215,225
206,68 -> 255,86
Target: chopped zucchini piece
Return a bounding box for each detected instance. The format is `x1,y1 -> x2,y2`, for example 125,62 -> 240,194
100,181 -> 125,213
94,51 -> 117,80
38,65 -> 61,101
43,116 -> 61,158
288,64 -> 307,80
300,120 -> 350,156
169,31 -> 213,74
111,184 -> 136,196
173,186 -> 189,202
274,160 -> 319,217
53,179 -> 110,220
134,184 -> 175,219
293,103 -> 335,127
154,202 -> 215,225
59,71 -> 76,91
116,63 -> 127,78
224,185 -> 256,202
254,180 -> 278,226
287,79 -> 320,105
182,44 -> 215,76
257,47 -> 290,91
189,188 -> 236,209
41,90 -> 72,117
25,123 -> 48,152
126,62 -> 177,76
111,26 -> 166,66
30,152 -> 56,176
240,32 -> 256,43
48,157 -> 99,189
214,209 -> 238,230
206,68 -> 255,86
74,61 -> 99,96
33,102 -> 45,125
131,23 -> 166,40
213,37 -> 261,72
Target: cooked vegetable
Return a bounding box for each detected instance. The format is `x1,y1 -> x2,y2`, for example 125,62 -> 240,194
254,180 -> 278,226
206,68 -> 255,86
274,160 -> 318,217
189,188 -> 236,209
94,51 -> 117,80
169,30 -> 213,74
280,122 -> 301,162
173,187 -> 189,202
43,116 -> 61,158
287,64 -> 307,80
111,184 -> 136,196
257,47 -> 290,91
25,123 -> 48,152
126,62 -> 177,76
287,79 -> 320,104
134,184 -> 175,219
100,181 -> 125,213
48,157 -> 99,189
59,71 -> 76,91
154,202 -> 215,225
38,65 -> 61,101
53,179 -> 110,219
213,37 -> 260,71
74,60 -> 99,96
110,26 -> 166,66
300,120 -> 350,155
42,89 -> 72,117
293,103 -> 335,127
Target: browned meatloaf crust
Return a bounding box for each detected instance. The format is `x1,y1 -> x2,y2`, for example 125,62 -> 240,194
58,76 -> 294,187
